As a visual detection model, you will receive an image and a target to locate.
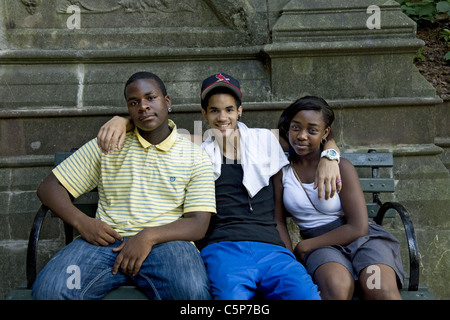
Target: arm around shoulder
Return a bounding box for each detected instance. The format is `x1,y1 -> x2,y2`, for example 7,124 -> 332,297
97,116 -> 133,154
315,144 -> 341,200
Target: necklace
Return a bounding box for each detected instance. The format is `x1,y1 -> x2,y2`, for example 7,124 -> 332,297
290,162 -> 323,213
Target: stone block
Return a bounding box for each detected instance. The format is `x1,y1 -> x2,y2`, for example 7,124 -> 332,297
0,116 -> 111,157
0,168 -> 11,192
0,214 -> 10,240
0,64 -> 80,108
80,59 -> 271,107
0,240 -> 27,299
415,229 -> 450,300
271,0 -> 417,42
396,180 -> 450,229
1,0 -> 269,50
8,191 -> 40,214
11,166 -> 50,191
339,106 -> 436,147
264,0 -> 437,101
0,239 -> 64,299
393,149 -> 449,180
435,97 -> 450,138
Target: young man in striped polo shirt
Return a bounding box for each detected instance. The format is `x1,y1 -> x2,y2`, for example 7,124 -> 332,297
32,72 -> 216,300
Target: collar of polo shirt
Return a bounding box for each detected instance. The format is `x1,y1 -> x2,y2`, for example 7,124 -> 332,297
135,119 -> 178,151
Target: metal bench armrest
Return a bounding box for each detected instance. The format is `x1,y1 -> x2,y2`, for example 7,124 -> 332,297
26,205 -> 51,289
374,201 -> 419,291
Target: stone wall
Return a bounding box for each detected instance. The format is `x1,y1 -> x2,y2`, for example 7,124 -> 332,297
1,0 -> 448,299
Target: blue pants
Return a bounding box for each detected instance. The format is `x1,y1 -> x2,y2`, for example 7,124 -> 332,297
32,238 -> 211,300
201,241 -> 321,300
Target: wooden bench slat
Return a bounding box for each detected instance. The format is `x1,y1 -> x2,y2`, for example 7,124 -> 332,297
342,152 -> 393,167
366,203 -> 396,218
359,178 -> 395,192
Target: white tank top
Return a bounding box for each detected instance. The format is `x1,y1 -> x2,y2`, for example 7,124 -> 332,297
282,165 -> 344,230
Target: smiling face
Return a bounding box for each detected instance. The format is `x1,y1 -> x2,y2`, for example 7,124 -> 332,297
125,78 -> 172,143
201,93 -> 243,138
288,110 -> 330,157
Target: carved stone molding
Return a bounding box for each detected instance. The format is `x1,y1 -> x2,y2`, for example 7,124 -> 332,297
21,0 -> 42,15
53,0 -> 257,36
203,0 -> 255,32
55,0 -> 195,14
9,0 -> 267,49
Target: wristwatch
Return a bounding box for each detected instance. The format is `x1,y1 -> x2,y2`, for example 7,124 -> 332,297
321,149 -> 340,163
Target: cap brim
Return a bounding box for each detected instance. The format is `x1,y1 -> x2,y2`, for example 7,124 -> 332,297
201,82 -> 242,101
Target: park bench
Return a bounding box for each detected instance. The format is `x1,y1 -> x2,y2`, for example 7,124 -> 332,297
6,149 -> 436,300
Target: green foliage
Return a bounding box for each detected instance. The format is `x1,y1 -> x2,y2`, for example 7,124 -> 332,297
397,1 -> 450,61
396,0 -> 450,23
442,28 -> 450,41
441,29 -> 450,60
414,47 -> 426,60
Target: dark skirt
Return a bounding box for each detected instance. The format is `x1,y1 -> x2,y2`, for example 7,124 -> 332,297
300,217 -> 405,288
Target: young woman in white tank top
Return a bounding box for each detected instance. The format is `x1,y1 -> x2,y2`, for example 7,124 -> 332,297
273,96 -> 403,300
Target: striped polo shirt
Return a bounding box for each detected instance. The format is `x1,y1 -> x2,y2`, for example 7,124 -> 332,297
53,120 -> 216,237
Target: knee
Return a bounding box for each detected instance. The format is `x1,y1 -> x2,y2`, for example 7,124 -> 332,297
320,275 -> 354,300
314,263 -> 354,300
359,265 -> 402,300
360,283 -> 401,300
360,279 -> 401,300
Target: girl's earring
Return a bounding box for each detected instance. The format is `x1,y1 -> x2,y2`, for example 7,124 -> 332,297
321,137 -> 328,145
168,107 -> 173,112
238,114 -> 242,121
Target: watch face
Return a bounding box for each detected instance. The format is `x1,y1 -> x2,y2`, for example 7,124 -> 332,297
329,150 -> 337,157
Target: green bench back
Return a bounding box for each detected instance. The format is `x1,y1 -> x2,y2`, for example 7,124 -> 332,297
341,151 -> 395,218
55,150 -> 396,220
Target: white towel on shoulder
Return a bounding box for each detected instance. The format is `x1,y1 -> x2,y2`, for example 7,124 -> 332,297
202,121 -> 289,197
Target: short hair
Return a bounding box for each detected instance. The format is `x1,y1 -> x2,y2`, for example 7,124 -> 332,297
201,86 -> 242,110
124,72 -> 167,99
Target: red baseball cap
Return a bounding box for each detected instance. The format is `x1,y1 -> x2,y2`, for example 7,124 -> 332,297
200,73 -> 242,102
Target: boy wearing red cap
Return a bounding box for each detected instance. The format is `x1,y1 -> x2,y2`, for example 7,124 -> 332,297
96,72 -> 341,299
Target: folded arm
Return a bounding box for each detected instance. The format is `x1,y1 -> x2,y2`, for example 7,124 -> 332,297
294,158 -> 369,261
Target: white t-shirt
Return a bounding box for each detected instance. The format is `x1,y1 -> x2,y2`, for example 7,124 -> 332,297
282,165 -> 344,230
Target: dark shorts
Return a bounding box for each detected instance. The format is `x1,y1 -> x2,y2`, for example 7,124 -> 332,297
300,217 -> 405,288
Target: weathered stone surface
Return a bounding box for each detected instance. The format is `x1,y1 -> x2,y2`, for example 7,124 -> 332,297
0,0 -> 448,300
265,0 -> 436,101
1,0 -> 269,49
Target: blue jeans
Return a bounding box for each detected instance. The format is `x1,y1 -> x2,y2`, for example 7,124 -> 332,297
201,241 -> 321,300
32,238 -> 211,300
